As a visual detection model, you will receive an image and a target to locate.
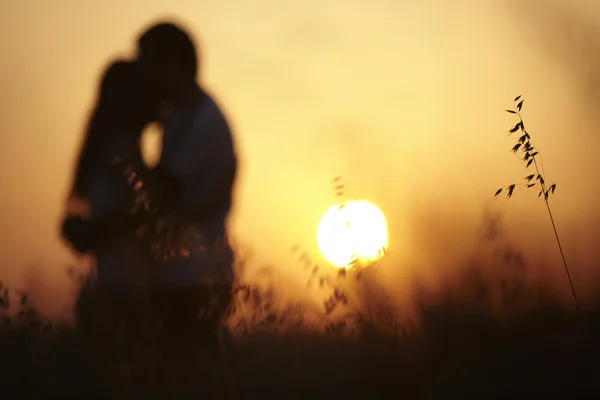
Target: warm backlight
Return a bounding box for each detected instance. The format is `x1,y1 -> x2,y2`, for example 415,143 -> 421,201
317,200 -> 388,269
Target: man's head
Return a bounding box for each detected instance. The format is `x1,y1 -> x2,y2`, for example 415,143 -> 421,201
136,22 -> 199,114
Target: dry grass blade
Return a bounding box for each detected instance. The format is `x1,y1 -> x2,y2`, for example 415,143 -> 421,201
494,96 -> 580,312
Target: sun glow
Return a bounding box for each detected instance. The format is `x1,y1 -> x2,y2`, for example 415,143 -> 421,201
316,200 -> 388,269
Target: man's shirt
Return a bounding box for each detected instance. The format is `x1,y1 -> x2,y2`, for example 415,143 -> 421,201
159,87 -> 237,240
156,87 -> 237,287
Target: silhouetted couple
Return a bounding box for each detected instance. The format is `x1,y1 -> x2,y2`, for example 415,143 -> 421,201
61,21 -> 237,391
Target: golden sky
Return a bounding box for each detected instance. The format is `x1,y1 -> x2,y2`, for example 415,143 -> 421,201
1,0 -> 599,319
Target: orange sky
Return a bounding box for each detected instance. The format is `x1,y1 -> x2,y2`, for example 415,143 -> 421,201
1,0 -> 599,319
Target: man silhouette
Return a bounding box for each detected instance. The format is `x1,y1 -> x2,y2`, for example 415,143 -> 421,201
135,22 -> 237,356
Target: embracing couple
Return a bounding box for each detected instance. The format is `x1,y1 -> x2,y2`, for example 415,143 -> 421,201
61,22 -> 237,361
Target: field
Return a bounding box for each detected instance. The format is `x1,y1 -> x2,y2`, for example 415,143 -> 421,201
1,258 -> 599,400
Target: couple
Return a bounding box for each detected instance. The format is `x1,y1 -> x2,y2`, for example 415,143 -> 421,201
61,22 -> 237,361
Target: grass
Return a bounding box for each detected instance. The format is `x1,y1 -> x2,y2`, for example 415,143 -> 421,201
494,96 -> 581,311
1,254 -> 599,399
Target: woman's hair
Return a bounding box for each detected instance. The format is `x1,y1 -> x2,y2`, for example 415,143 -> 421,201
70,60 -> 149,196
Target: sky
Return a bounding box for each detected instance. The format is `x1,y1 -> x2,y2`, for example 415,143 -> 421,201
1,0 -> 599,320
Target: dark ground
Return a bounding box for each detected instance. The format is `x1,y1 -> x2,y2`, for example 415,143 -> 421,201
1,275 -> 599,400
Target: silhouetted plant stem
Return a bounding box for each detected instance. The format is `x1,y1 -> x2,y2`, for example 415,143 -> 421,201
543,196 -> 581,312
495,96 -> 581,312
530,157 -> 581,312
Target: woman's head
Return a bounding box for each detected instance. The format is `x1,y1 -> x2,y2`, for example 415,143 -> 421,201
95,60 -> 156,128
71,59 -> 156,196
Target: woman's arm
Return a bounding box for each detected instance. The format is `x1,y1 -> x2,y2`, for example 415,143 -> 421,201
61,212 -> 145,254
61,137 -> 164,254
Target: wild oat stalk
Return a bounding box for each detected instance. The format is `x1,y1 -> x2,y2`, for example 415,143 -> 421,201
494,95 -> 580,312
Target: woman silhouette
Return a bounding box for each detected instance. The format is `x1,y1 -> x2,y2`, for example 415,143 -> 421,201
63,60 -> 165,383
68,60 -> 158,287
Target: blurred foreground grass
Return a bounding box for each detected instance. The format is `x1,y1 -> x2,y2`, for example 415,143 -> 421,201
1,268 -> 599,400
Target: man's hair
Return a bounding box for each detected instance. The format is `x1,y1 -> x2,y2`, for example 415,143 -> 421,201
137,22 -> 198,78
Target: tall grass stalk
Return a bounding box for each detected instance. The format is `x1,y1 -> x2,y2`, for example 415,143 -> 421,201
494,96 -> 581,312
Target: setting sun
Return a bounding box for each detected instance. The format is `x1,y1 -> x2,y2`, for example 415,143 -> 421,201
316,200 -> 388,269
